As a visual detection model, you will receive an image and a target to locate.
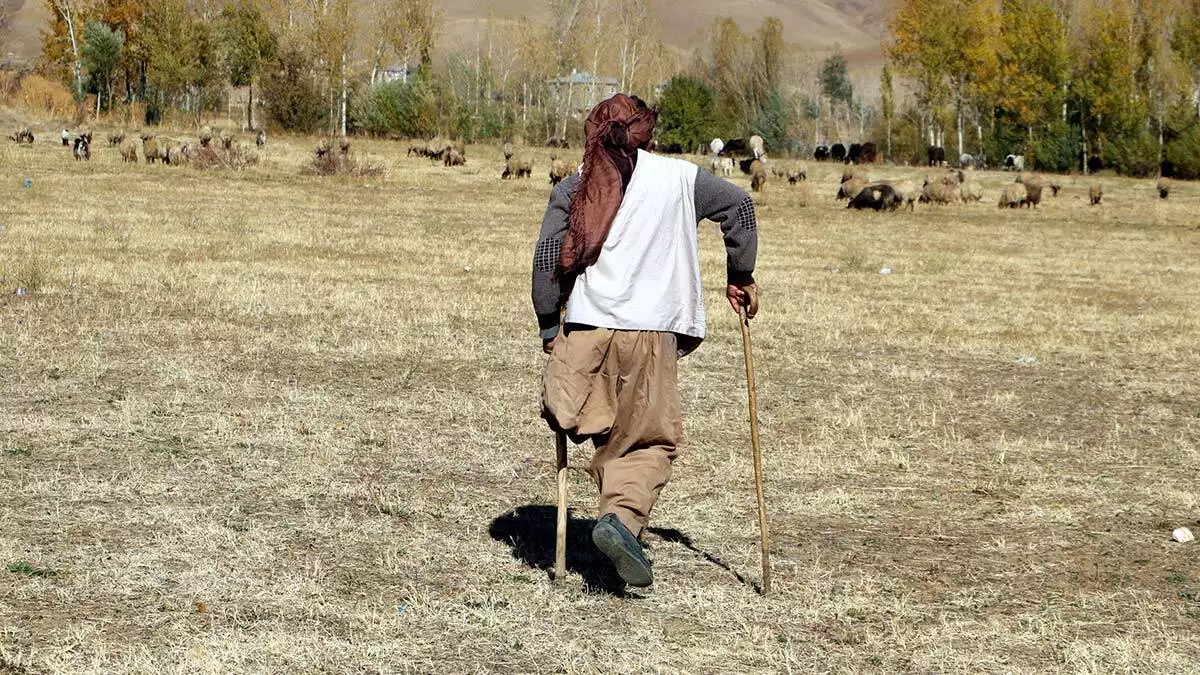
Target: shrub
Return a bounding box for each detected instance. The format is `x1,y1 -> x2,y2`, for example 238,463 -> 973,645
352,77 -> 437,139
1164,123 -> 1200,180
1104,127 -> 1159,178
1029,122 -> 1080,174
191,145 -> 260,171
303,150 -> 383,177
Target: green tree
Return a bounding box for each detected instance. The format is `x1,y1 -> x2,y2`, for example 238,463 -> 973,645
218,0 -> 278,130
881,61 -> 895,158
820,51 -> 852,106
81,21 -> 124,114
262,45 -> 326,132
655,75 -> 717,152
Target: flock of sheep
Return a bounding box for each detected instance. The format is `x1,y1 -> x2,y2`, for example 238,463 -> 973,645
10,125 -> 266,167
15,123 -> 1184,207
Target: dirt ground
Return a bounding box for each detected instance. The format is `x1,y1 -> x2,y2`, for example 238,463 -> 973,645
1,121 -> 1198,672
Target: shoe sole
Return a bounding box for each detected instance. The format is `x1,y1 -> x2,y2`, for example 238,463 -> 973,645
592,520 -> 654,588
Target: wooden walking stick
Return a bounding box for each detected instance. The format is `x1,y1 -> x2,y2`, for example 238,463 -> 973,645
739,307 -> 772,594
554,430 -> 569,582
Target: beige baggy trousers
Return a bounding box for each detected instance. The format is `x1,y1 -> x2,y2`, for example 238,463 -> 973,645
542,327 -> 682,538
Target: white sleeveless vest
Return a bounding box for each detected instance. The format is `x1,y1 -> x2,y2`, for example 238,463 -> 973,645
564,150 -> 705,339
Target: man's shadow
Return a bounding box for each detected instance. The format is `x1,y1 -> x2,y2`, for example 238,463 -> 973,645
488,505 -> 761,596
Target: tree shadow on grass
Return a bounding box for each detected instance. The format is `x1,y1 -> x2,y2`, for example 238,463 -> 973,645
489,505 -> 761,596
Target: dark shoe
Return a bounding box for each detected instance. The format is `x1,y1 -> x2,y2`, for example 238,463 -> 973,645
592,513 -> 653,588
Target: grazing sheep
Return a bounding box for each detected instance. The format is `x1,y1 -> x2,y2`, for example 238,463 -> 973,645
200,127 -> 214,148
838,176 -> 868,201
787,165 -> 807,184
502,142 -> 515,161
848,183 -> 902,211
858,142 -> 878,164
108,130 -> 125,146
408,143 -> 426,157
1157,177 -> 1172,199
928,146 -> 946,167
711,156 -> 734,177
549,156 -> 572,185
841,166 -> 869,184
749,159 -> 767,193
1086,155 -> 1102,174
749,135 -> 765,159
167,143 -> 191,166
502,155 -> 533,180
831,143 -> 847,162
1017,174 -> 1044,208
999,182 -> 1028,209
61,129 -> 70,146
452,139 -> 466,158
814,145 -> 830,162
920,179 -> 959,205
1004,154 -> 1026,172
73,136 -> 90,161
141,132 -> 161,164
256,129 -> 267,148
120,138 -> 138,163
1048,181 -> 1062,197
959,181 -> 983,203
444,148 -> 466,167
11,127 -> 34,144
425,137 -> 448,161
891,180 -> 919,211
1089,184 -> 1103,205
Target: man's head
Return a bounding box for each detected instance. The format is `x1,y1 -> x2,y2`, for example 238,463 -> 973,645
584,94 -> 657,155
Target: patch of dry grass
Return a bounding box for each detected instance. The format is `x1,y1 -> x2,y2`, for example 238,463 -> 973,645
1,128 -> 1198,671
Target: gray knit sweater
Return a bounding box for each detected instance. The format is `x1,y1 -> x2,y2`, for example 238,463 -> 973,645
531,166 -> 758,343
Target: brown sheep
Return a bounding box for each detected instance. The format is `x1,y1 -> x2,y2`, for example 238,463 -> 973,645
141,132 -> 161,164
503,142 -> 515,161
108,130 -> 125,146
787,166 -> 807,184
1089,184 -> 1103,205
408,143 -> 426,157
1157,177 -> 1172,199
838,176 -> 868,201
549,155 -> 573,185
920,179 -> 958,205
452,139 -> 466,158
120,138 -> 139,163
425,137 -> 448,161
338,137 -> 350,156
11,127 -> 34,144
503,155 -> 533,180
1017,174 -> 1044,208
444,148 -> 466,167
199,127 -> 214,148
255,130 -> 267,148
999,182 -> 1028,209
959,181 -> 983,203
749,160 -> 767,193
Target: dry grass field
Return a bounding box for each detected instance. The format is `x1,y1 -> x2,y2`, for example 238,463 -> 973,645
2,118 -> 1198,672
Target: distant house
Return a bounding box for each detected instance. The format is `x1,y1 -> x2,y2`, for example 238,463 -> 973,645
548,70 -> 620,115
377,62 -> 421,85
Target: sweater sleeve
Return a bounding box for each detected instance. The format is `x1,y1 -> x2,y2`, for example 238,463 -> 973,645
694,168 -> 758,285
531,175 -> 580,340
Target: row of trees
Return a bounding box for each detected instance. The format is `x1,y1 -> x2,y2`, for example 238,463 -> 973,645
886,0 -> 1200,176
33,0 -> 670,144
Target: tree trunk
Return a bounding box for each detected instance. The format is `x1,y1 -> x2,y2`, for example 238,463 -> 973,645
247,80 -> 254,131
341,50 -> 348,137
56,0 -> 84,102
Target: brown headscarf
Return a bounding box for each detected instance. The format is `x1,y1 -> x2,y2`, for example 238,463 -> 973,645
558,94 -> 658,296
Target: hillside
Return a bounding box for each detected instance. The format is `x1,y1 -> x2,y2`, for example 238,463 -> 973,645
2,0 -> 887,69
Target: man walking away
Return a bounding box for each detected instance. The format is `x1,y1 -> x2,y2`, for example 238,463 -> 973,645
531,94 -> 760,588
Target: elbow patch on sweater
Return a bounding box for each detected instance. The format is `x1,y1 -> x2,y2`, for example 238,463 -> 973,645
736,196 -> 758,231
534,237 -> 562,272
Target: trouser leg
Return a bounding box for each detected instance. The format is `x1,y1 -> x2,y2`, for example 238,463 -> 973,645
589,331 -> 682,538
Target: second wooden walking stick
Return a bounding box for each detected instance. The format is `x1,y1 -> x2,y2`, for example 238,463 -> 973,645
554,430 -> 569,582
739,307 -> 772,595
